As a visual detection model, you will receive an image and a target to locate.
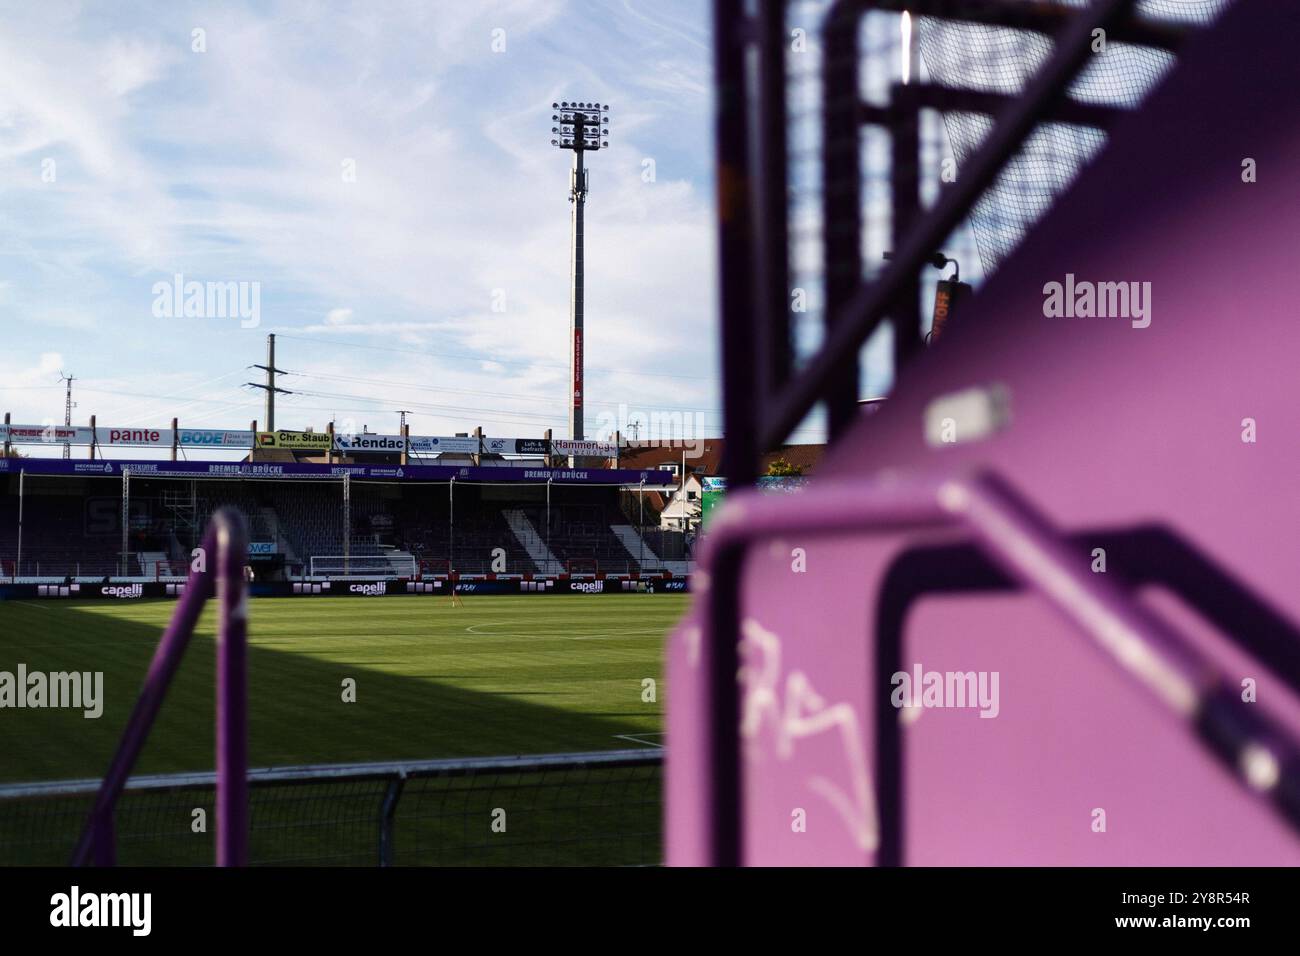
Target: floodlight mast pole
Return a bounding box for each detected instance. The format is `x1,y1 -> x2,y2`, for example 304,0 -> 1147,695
551,101 -> 610,445
570,146 -> 586,443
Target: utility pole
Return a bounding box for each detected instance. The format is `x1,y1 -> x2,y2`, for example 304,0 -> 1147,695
397,411 -> 412,466
550,101 -> 610,442
59,373 -> 76,459
680,449 -> 688,533
247,333 -> 292,431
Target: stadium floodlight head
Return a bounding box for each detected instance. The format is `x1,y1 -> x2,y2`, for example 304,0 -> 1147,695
549,100 -> 610,153
549,98 -> 610,447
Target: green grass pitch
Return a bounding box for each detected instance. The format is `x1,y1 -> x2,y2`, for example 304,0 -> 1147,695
0,594 -> 687,784
0,594 -> 687,865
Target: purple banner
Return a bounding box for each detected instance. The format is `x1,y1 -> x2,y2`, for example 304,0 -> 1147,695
0,457 -> 676,486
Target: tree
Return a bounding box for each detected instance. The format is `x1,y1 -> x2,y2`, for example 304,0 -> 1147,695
0,447 -> 24,458
765,456 -> 802,477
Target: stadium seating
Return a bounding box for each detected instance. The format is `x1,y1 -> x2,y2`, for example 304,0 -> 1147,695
0,477 -> 671,580
0,493 -> 137,577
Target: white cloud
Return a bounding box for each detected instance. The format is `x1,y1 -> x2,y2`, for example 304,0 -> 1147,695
0,0 -> 722,443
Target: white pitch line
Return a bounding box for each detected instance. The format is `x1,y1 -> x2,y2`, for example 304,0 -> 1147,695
464,622 -> 511,634
462,622 -> 665,640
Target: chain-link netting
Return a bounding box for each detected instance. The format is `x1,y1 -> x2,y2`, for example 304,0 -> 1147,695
781,0 -> 1228,399
395,761 -> 661,867
917,0 -> 1229,274
0,753 -> 662,867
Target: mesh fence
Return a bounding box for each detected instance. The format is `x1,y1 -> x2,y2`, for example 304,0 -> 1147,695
0,751 -> 662,867
782,0 -> 1229,399
395,761 -> 660,867
917,0 -> 1230,274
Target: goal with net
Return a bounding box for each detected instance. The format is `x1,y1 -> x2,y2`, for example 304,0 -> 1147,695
417,558 -> 454,580
566,557 -> 600,578
155,560 -> 192,582
309,554 -> 418,579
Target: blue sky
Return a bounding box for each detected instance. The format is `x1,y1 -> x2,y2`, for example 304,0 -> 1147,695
0,0 -> 734,456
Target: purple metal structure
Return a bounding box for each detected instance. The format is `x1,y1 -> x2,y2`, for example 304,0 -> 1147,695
674,0 -> 1300,864
72,508 -> 249,866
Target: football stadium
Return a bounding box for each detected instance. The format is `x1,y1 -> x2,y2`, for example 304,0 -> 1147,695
0,424 -> 706,865
2,0 -> 1299,932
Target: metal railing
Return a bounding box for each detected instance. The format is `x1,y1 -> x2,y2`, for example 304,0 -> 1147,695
712,0 -> 1213,481
70,507 -> 249,866
693,470 -> 1300,864
0,750 -> 663,867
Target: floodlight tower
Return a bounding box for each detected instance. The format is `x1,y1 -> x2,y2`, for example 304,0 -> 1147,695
550,100 -> 609,442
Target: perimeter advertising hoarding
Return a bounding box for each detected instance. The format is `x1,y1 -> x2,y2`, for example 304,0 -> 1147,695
0,425 -> 93,445
0,457 -> 679,486
256,430 -> 333,450
334,433 -> 406,453
483,437 -> 551,455
179,429 -> 254,448
97,428 -> 173,447
335,434 -> 551,455
0,583 -> 170,600
2,425 -> 254,447
1,578 -> 689,600
552,439 -> 618,458
1,425 -> 546,455
408,436 -> 480,454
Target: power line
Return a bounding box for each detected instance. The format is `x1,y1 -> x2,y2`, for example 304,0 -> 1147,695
113,369 -> 250,426
284,388 -> 602,425
281,368 -> 721,412
270,332 -> 712,382
4,376 -> 726,432
1,383 -> 734,439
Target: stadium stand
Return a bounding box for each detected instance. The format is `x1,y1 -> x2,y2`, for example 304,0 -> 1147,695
0,490 -> 136,577
0,470 -> 689,582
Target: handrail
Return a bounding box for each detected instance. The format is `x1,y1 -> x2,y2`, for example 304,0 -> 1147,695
71,507 -> 249,867
694,471 -> 1300,863
4,749 -> 663,801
